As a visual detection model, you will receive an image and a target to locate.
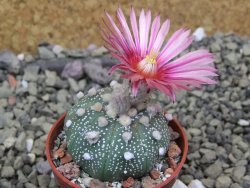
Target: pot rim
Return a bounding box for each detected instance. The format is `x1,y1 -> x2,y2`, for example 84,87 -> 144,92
46,113 -> 188,188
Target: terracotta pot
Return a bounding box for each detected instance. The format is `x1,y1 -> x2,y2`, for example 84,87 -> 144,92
46,113 -> 188,188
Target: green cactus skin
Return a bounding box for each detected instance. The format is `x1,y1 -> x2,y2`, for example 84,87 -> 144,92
64,87 -> 170,181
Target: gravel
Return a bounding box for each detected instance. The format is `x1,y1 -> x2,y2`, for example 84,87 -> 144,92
0,33 -> 249,187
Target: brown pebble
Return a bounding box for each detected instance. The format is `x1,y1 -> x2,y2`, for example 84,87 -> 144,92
89,179 -> 105,188
168,141 -> 181,158
169,126 -> 180,140
167,157 -> 177,170
149,169 -> 160,180
164,168 -> 174,175
122,177 -> 135,188
60,142 -> 67,150
141,176 -> 155,188
7,74 -> 17,88
108,182 -> 113,187
53,148 -> 65,159
61,152 -> 73,165
8,96 -> 16,105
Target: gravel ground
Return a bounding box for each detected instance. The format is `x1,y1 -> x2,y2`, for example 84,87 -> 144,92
0,33 -> 249,188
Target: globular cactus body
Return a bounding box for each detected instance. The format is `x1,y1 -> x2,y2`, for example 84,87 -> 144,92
64,86 -> 170,181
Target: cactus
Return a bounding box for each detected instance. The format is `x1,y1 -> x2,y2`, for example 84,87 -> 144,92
64,82 -> 170,181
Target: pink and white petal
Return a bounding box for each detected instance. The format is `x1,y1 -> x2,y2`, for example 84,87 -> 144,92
157,29 -> 192,67
162,50 -> 214,70
145,10 -> 152,53
105,11 -> 131,54
132,80 -> 140,97
139,9 -> 148,57
121,72 -> 143,82
151,19 -> 170,53
166,67 -> 217,74
148,80 -> 176,102
148,15 -> 161,53
102,18 -> 127,54
117,7 -> 136,51
130,7 -> 140,54
108,63 -> 135,75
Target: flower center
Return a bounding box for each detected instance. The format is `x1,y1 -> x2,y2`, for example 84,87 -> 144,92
145,55 -> 157,64
137,55 -> 157,78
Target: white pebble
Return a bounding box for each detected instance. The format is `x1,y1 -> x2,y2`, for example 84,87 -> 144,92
26,138 -> 34,152
172,179 -> 188,188
21,80 -> 28,88
159,147 -> 166,156
122,132 -> 132,143
52,45 -> 64,54
193,27 -> 206,42
83,153 -> 92,160
87,87 -> 97,96
27,153 -> 36,163
76,91 -> 84,99
17,53 -> 25,61
139,116 -> 150,126
98,117 -> 108,127
165,113 -> 173,121
238,119 -> 249,126
188,179 -> 205,188
124,152 -> 134,160
124,170 -> 127,174
65,120 -> 72,128
76,108 -> 85,116
152,130 -> 162,140
110,80 -> 118,87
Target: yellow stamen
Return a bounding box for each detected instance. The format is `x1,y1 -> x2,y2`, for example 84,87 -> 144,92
137,54 -> 157,78
145,55 -> 157,64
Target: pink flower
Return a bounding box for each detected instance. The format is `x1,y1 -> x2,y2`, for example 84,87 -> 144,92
101,7 -> 217,102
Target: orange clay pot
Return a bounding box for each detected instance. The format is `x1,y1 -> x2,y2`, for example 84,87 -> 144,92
46,113 -> 188,188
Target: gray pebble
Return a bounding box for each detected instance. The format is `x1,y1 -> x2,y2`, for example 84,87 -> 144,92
36,160 -> 51,174
14,156 -> 24,170
3,137 -> 16,149
27,170 -> 38,185
215,175 -> 232,188
1,166 -> 15,178
24,182 -> 38,188
242,175 -> 250,188
17,170 -> 28,183
23,66 -> 40,82
232,166 -> 246,183
0,50 -> 20,73
201,178 -> 215,188
45,70 -> 57,87
38,46 -> 55,59
204,163 -> 223,179
242,44 -> 250,56
15,132 -> 26,152
37,174 -> 50,187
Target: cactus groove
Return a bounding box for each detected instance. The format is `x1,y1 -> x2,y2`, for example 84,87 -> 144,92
64,87 -> 170,181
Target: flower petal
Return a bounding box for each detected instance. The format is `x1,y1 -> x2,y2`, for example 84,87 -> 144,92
152,19 -> 170,53
104,11 -> 130,54
117,7 -> 136,51
157,29 -> 192,68
130,7 -> 140,54
148,15 -> 161,53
